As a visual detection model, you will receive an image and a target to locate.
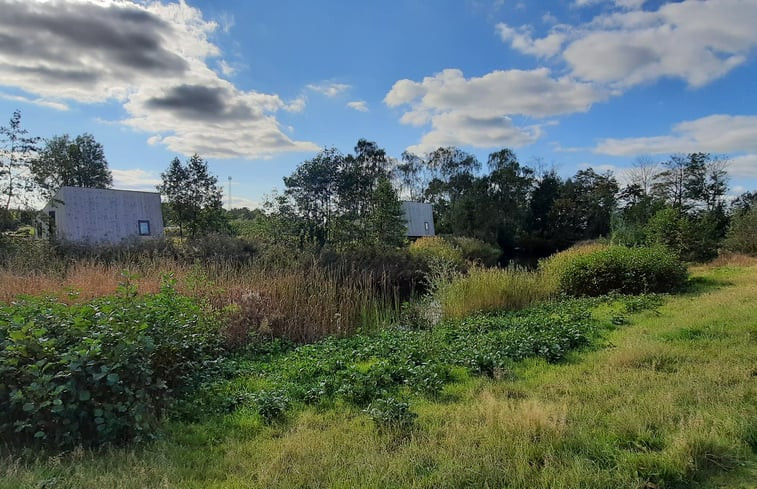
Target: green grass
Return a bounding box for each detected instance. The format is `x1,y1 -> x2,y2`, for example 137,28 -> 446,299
2,263 -> 757,488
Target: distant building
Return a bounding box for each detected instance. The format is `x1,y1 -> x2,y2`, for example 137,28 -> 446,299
39,186 -> 164,244
402,201 -> 435,238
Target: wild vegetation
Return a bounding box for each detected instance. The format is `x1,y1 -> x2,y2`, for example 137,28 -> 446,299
2,112 -> 757,486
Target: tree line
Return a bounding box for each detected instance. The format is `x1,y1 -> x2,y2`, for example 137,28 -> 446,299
2,109 -> 755,259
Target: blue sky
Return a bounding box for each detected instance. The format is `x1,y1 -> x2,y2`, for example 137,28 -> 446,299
1,0 -> 756,208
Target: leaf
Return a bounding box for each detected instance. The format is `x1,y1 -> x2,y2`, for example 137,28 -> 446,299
79,390 -> 91,401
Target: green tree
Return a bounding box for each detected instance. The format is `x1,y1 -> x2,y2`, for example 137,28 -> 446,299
0,110 -> 39,210
157,154 -> 227,236
369,177 -> 406,247
31,133 -> 112,200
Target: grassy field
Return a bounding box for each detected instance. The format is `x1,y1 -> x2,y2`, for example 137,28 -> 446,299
1,259 -> 756,488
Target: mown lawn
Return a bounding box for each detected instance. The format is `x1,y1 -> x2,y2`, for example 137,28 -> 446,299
2,261 -> 756,488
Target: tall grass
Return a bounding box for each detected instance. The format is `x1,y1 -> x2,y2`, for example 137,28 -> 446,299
437,266 -> 555,320
0,257 -> 400,344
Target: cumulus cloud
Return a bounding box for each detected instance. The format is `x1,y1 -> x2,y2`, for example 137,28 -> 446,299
0,0 -> 317,159
510,0 -> 757,89
594,114 -> 757,179
306,82 -> 351,97
111,168 -> 161,191
594,115 -> 757,156
347,100 -> 368,112
496,23 -> 567,58
385,68 -> 606,154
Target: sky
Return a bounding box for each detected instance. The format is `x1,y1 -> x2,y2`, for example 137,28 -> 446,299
1,0 -> 756,209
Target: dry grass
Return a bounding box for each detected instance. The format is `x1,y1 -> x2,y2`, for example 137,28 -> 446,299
0,259 -> 398,343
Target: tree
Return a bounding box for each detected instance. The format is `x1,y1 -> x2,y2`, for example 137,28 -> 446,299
31,133 -> 112,200
0,110 -> 39,210
369,177 -> 406,247
157,154 -> 227,237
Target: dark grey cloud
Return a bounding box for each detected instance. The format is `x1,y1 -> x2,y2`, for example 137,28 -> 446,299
0,1 -> 187,76
146,84 -> 257,121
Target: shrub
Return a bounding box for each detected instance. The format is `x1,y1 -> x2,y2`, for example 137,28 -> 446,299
364,398 -> 416,432
0,279 -> 221,448
539,242 -> 608,292
544,245 -> 687,297
408,236 -> 464,271
724,208 -> 757,255
446,236 -> 501,267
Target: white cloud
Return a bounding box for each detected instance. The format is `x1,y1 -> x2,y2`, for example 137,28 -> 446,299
729,154 -> 757,178
385,68 -> 607,153
594,115 -> 757,156
0,92 -> 68,111
496,23 -> 567,58
306,82 -> 351,97
111,168 -> 161,191
0,0 -> 318,159
217,59 -> 236,76
550,0 -> 757,88
347,100 -> 368,112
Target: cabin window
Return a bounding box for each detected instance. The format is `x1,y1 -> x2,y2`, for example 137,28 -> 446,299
424,221 -> 429,231
138,220 -> 151,236
48,211 -> 56,235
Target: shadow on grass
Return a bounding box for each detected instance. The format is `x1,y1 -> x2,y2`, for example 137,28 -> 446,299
682,275 -> 733,295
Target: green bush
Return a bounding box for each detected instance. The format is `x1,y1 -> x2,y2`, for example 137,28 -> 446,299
446,236 -> 501,267
724,208 -> 757,255
0,280 -> 221,448
408,236 -> 464,271
545,245 -> 687,297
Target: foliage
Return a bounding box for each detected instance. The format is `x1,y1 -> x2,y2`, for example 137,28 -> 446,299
182,295 -> 657,424
31,133 -> 112,200
545,245 -> 687,296
0,110 -> 39,210
445,236 -> 501,266
0,279 -> 221,448
408,236 -> 464,271
364,397 -> 416,432
368,177 -> 407,247
437,266 -> 553,320
724,207 -> 757,255
158,154 -> 228,237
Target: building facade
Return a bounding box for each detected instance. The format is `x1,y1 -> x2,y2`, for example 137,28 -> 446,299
40,187 -> 164,244
402,201 -> 435,238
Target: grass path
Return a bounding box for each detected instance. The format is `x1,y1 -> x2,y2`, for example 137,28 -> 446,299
2,263 -> 756,488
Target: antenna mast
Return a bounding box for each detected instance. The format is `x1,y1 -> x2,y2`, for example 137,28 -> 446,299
228,176 -> 232,210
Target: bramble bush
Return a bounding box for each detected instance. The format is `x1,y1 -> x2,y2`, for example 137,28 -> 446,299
541,245 -> 687,297
0,278 -> 221,448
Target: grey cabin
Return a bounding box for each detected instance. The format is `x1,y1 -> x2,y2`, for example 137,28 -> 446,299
402,201 -> 435,238
40,187 -> 164,244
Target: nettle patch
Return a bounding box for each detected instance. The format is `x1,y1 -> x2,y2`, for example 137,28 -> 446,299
181,295 -> 661,429
0,279 -> 222,448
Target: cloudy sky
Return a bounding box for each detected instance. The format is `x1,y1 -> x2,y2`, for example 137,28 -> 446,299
1,0 -> 756,207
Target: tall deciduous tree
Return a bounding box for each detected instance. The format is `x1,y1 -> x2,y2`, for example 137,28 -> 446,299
31,133 -> 112,200
157,154 -> 227,237
0,110 -> 39,210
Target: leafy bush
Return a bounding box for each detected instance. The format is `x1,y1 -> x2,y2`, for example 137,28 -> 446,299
724,208 -> 757,255
543,245 -> 687,297
364,398 -> 416,432
0,280 -> 221,448
408,236 -> 465,271
445,237 -> 501,267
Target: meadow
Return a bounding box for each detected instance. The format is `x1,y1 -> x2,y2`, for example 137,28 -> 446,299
0,245 -> 755,488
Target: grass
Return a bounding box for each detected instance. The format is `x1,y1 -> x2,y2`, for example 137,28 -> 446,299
2,261 -> 757,488
0,260 -> 400,343
437,265 -> 554,319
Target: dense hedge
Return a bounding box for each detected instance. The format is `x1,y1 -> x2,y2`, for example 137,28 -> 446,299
0,280 -> 221,448
542,245 -> 688,296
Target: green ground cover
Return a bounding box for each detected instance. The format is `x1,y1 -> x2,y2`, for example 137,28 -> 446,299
2,262 -> 756,488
